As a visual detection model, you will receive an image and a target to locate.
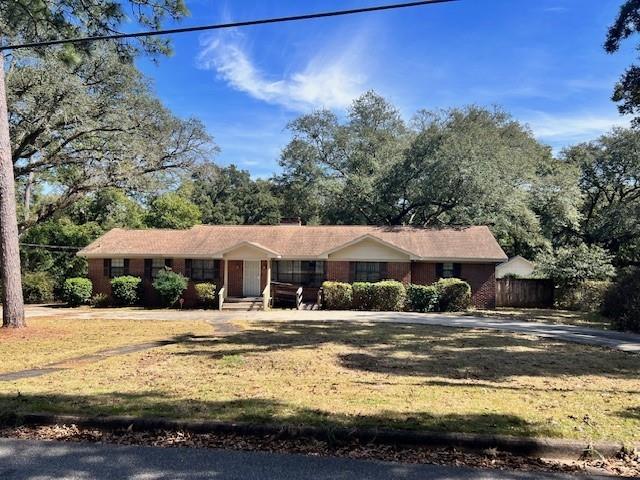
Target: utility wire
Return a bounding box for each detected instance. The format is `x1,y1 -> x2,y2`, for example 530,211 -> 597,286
20,243 -> 81,251
0,0 -> 458,51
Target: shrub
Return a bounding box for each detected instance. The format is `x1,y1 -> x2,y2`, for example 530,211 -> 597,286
435,278 -> 472,312
322,281 -> 352,310
352,282 -> 376,310
110,275 -> 142,306
373,280 -> 406,311
602,268 -> 640,332
22,271 -> 55,304
195,282 -> 217,308
91,293 -> 110,308
153,270 -> 188,307
555,280 -> 611,312
62,277 -> 92,307
406,284 -> 439,312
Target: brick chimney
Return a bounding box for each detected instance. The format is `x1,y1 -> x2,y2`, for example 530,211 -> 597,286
280,217 -> 302,226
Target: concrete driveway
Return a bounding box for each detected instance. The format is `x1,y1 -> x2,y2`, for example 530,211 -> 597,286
23,305 -> 640,353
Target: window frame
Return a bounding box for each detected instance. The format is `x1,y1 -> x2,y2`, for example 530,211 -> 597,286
190,259 -> 219,282
108,258 -> 127,278
271,260 -> 325,287
353,262 -> 384,283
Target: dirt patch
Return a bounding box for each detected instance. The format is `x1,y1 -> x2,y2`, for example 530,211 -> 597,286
1,424 -> 638,477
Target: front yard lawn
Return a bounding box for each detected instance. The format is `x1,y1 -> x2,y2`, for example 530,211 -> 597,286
1,317 -> 638,444
0,314 -> 212,374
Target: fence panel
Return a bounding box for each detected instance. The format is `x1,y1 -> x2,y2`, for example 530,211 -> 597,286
496,278 -> 554,308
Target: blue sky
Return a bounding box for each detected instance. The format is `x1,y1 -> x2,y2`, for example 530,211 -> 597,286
137,0 -> 634,178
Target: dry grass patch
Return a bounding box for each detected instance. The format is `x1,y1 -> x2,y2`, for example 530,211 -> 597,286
0,315 -> 213,374
2,320 -> 638,444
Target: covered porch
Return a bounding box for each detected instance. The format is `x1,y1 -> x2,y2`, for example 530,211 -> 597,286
217,241 -> 279,311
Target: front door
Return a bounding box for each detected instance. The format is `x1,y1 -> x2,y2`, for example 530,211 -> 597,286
243,260 -> 261,297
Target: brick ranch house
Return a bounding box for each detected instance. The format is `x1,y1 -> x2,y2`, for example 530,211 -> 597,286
78,224 -> 507,310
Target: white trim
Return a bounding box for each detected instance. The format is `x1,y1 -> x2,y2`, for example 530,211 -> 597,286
320,234 -> 418,259
214,241 -> 281,258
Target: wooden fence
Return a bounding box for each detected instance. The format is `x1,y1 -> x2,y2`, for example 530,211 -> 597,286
496,278 -> 554,308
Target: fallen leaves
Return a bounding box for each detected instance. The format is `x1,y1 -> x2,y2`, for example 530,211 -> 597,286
0,424 -> 638,477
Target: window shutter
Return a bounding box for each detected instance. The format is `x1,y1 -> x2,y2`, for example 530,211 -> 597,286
185,259 -> 192,278
349,262 -> 356,283
144,259 -> 152,279
436,263 -> 443,279
165,258 -> 173,270
103,259 -> 111,278
453,263 -> 462,278
124,259 -> 130,276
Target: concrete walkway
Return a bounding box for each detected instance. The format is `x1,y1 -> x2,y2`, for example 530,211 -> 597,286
0,438 -> 610,480
22,305 -> 640,353
209,310 -> 640,353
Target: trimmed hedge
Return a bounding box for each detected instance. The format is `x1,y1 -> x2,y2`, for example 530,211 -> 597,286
195,282 -> 217,308
435,278 -> 472,312
62,277 -> 93,307
153,270 -> 188,307
110,275 -> 142,306
373,280 -> 406,311
352,282 -> 376,310
406,284 -> 439,312
22,271 -> 55,304
556,280 -> 611,312
322,281 -> 352,310
602,268 -> 640,332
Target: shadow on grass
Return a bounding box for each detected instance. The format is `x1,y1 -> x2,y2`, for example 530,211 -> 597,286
0,391 -> 558,440
174,321 -> 640,382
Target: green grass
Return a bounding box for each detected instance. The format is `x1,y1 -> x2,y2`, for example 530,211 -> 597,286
1,318 -> 638,444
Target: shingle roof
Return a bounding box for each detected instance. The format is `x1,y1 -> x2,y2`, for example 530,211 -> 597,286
78,225 -> 507,262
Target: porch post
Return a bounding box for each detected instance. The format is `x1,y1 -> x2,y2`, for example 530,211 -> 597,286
264,258 -> 272,310
223,258 -> 229,299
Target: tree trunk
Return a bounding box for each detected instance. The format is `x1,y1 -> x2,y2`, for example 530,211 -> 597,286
0,56 -> 25,328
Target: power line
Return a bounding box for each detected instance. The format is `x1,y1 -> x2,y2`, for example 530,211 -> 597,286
20,243 -> 81,251
0,0 -> 458,51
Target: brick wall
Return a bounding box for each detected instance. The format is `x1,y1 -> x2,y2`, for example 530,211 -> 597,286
88,259 -> 111,297
411,262 -> 437,285
326,261 -> 350,283
460,263 -> 496,309
385,262 -> 411,284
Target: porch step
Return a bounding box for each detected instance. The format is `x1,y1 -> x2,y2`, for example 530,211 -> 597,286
221,297 -> 264,311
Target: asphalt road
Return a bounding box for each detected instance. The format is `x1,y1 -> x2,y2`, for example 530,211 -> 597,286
0,438 -> 609,480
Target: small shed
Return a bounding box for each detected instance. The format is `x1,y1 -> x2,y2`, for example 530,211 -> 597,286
496,256 -> 535,279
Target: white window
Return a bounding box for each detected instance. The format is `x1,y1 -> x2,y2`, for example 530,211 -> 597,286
151,258 -> 165,278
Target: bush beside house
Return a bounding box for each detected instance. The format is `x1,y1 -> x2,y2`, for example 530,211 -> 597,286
323,279 -> 471,312
110,276 -> 142,306
406,284 -> 439,312
62,277 -> 93,306
435,278 -> 472,311
556,280 -> 611,312
194,282 -> 217,308
153,270 -> 188,307
322,282 -> 353,310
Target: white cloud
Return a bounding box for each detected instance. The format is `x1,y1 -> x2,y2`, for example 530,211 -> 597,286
525,111 -> 630,142
198,30 -> 368,111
